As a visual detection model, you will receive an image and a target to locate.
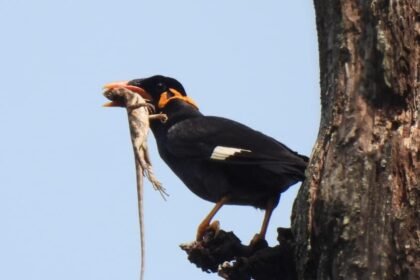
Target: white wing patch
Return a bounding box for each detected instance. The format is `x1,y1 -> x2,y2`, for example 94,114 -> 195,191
210,146 -> 251,160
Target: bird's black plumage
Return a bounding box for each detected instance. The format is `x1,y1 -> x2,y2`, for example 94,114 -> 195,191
127,75 -> 308,209
124,75 -> 308,241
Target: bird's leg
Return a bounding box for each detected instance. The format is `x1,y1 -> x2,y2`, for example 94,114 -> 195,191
196,196 -> 230,240
250,197 -> 277,245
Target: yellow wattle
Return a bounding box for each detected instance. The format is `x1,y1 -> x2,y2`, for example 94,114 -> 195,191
158,88 -> 199,109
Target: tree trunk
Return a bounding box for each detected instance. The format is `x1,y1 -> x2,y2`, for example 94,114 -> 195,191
292,0 -> 419,279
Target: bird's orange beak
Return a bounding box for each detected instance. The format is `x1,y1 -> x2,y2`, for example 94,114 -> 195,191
102,81 -> 152,107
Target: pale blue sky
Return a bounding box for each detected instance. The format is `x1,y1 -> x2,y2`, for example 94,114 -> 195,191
0,1 -> 318,279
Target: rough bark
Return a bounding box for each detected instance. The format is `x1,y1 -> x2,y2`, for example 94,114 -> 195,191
292,1 -> 419,279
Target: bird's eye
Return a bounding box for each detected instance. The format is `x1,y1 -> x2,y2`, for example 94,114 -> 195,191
156,82 -> 168,93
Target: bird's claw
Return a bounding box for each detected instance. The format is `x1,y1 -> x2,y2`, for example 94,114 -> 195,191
196,220 -> 220,241
249,233 -> 268,249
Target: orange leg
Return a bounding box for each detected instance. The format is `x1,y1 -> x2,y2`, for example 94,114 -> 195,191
251,198 -> 277,244
196,196 -> 230,240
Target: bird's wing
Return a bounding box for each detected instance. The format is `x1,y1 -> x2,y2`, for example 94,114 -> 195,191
166,116 -> 308,176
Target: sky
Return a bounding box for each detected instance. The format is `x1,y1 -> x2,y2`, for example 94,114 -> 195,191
0,1 -> 319,279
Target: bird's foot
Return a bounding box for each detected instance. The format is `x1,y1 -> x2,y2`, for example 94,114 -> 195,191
196,220 -> 220,241
249,233 -> 268,249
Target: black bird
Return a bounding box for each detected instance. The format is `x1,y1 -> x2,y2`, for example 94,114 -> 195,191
104,75 -> 308,243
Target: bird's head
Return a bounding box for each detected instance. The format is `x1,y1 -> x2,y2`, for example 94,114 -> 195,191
103,75 -> 198,110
